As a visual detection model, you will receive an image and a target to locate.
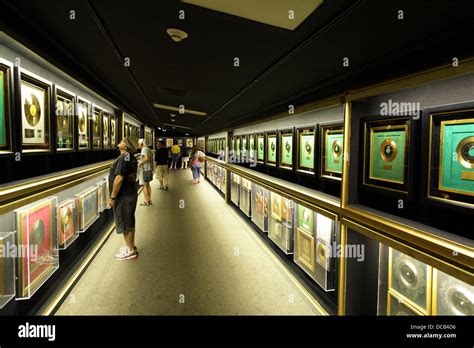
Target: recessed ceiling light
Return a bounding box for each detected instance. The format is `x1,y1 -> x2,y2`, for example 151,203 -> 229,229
171,119 -> 176,122
167,28 -> 188,42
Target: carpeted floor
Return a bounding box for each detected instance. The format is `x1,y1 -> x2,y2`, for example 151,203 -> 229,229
56,168 -> 322,315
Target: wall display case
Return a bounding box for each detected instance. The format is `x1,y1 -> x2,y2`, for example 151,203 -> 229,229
248,134 -> 255,162
92,105 -> 102,150
96,179 -> 109,212
206,161 -> 226,194
55,86 -> 75,151
0,231 -> 15,308
77,97 -> 91,150
0,59 -> 12,152
320,123 -> 343,180
102,112 -> 110,149
268,192 -> 294,254
230,172 -> 241,206
19,69 -> 52,151
279,129 -> 294,170
251,182 -> 269,232
363,117 -> 413,194
76,186 -> 99,232
428,109 -> 474,208
294,204 -> 336,291
265,131 -> 277,166
14,197 -> 59,300
257,133 -> 265,163
296,127 -> 316,174
57,198 -> 79,249
239,178 -> 252,217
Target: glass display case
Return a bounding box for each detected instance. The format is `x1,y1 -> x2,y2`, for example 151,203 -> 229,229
0,231 -> 15,308
76,186 -> 99,232
57,198 -> 79,249
14,197 -> 59,300
206,161 -> 226,194
251,182 -> 269,232
230,173 -> 241,206
96,178 -> 109,212
268,191 -> 294,254
239,178 -> 252,217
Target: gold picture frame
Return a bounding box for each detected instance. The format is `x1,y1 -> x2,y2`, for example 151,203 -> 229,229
296,227 -> 315,272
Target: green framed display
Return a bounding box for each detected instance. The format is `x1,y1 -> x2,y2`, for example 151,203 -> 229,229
297,205 -> 314,234
236,136 -> 241,158
0,60 -> 12,152
428,109 -> 474,207
55,86 -> 75,151
279,129 -> 293,169
363,118 -> 411,193
266,132 -> 277,166
242,135 -> 248,159
102,112 -> 111,149
249,134 -> 255,161
257,134 -> 265,163
320,123 -> 343,180
297,127 -> 315,174
77,97 -> 91,150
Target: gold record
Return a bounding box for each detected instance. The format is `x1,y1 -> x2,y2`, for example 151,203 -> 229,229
24,93 -> 42,127
380,138 -> 398,162
305,140 -> 311,155
93,114 -> 100,134
316,240 -> 330,270
30,219 -> 45,248
57,115 -> 69,133
457,136 -> 474,169
61,206 -> 73,234
332,140 -> 342,158
103,118 -> 108,134
285,140 -> 291,154
79,111 -> 86,133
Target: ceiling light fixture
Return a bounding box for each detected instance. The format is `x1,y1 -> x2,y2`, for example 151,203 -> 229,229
153,103 -> 207,116
166,28 -> 188,42
163,123 -> 192,129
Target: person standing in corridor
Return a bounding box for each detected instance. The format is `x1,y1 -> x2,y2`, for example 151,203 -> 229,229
108,137 -> 139,261
170,142 -> 181,169
137,139 -> 153,205
155,140 -> 170,190
190,146 -> 205,184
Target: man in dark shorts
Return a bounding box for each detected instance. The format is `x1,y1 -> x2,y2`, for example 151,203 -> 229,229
108,137 -> 139,260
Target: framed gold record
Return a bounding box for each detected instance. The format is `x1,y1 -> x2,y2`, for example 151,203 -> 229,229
77,96 -> 91,150
55,86 -> 75,152
20,68 -> 52,152
0,59 -> 13,153
110,116 -> 117,148
102,112 -> 110,149
270,192 -> 282,221
92,105 -> 102,150
320,123 -> 344,180
295,227 -> 315,272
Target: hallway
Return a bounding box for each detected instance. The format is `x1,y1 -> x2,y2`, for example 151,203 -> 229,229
56,169 -> 323,315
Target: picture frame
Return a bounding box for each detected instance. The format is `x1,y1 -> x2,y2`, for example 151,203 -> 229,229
241,135 -> 248,160
427,109 -> 474,208
19,68 -> 52,152
270,192 -> 282,221
320,123 -> 344,181
14,197 -> 59,299
77,96 -> 91,151
110,116 -> 117,148
0,59 -> 13,153
166,138 -> 173,148
186,138 -> 193,148
296,204 -> 314,235
432,269 -> 473,316
92,105 -> 102,150
76,186 -> 99,232
265,131 -> 277,166
248,134 -> 256,162
295,227 -> 316,272
279,128 -> 294,170
96,179 -> 109,212
102,112 -> 111,149
387,290 -> 423,316
256,133 -> 265,163
55,86 -> 75,152
296,126 -> 316,174
57,198 -> 79,249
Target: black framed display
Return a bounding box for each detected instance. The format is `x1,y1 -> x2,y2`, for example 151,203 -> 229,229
236,135 -> 241,160
102,112 -> 110,149
320,123 -> 343,181
296,126 -> 316,175
248,133 -> 256,162
19,68 -> 52,152
55,86 -> 75,152
362,116 -> 415,194
265,131 -> 277,166
0,59 -> 13,152
256,133 -> 265,164
110,115 -> 117,148
427,108 -> 474,208
278,128 -> 294,170
77,97 -> 91,150
92,105 -> 102,150
241,134 -> 248,160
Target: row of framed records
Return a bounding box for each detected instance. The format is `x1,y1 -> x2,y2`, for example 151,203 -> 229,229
206,137 -> 226,155
228,171 -> 338,291
230,123 -> 344,181
0,177 -> 109,307
206,161 -> 226,193
0,57 -> 121,153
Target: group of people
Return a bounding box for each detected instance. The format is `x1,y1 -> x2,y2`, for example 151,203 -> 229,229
107,137 -> 205,261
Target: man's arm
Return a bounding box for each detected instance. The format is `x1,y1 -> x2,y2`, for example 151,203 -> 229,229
108,175 -> 124,208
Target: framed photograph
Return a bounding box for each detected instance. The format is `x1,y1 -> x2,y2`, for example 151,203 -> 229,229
296,204 -> 314,235
166,138 -> 173,148
432,269 -> 473,316
57,198 -> 79,249
387,290 -> 423,316
0,59 -> 13,152
320,123 -> 344,180
76,186 -> 99,232
388,247 -> 432,314
270,192 -> 282,221
296,127 -> 316,174
295,228 -> 315,272
77,97 -> 91,150
102,112 -> 110,149
363,117 -> 412,193
428,109 -> 474,208
186,138 -> 193,148
55,86 -> 75,151
92,105 -> 102,150
14,197 -> 59,299
279,129 -> 294,170
257,133 -> 265,163
265,131 -> 277,166
19,69 -> 52,151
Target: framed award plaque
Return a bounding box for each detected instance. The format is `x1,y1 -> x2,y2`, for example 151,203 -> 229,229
76,186 -> 99,232
257,133 -> 265,163
0,59 -> 12,152
428,109 -> 474,207
242,135 -> 248,160
186,138 -> 193,148
20,69 -> 52,151
248,134 -> 255,161
432,269 -> 473,316
295,228 -> 315,272
166,138 -> 173,148
297,204 -> 314,235
57,198 -> 79,249
102,112 -> 110,149
296,127 -> 315,174
265,131 -> 277,166
77,97 -> 91,150
363,117 -> 412,193
270,192 -> 282,221
55,86 -> 75,151
320,123 -> 343,180
92,105 -> 102,150
236,136 -> 241,159
279,129 -> 294,170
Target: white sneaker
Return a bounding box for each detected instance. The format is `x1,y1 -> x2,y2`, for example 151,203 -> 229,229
118,246 -> 139,255
114,248 -> 138,260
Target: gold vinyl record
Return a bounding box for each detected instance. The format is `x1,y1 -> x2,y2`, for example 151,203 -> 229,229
103,119 -> 108,134
305,141 -> 311,154
30,219 -> 45,248
61,206 -> 73,234
285,141 -> 291,154
24,93 -> 42,127
332,140 -> 342,158
457,136 -> 474,169
316,240 -> 330,271
380,138 -> 398,162
93,114 -> 100,134
57,115 -> 69,133
79,111 -> 86,133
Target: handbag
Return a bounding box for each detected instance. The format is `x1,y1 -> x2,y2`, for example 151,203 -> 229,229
144,170 -> 153,182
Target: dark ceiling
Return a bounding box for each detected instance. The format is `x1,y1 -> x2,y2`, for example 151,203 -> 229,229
1,0 -> 474,135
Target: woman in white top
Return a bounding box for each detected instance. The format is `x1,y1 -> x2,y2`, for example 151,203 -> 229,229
190,146 -> 205,184
137,139 -> 153,205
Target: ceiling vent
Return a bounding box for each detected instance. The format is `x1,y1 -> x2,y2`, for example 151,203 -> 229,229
159,86 -> 187,97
